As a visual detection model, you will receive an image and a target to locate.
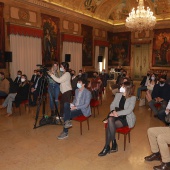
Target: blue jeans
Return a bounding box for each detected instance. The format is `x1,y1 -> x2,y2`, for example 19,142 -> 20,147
137,86 -> 147,98
48,83 -> 60,110
63,102 -> 83,133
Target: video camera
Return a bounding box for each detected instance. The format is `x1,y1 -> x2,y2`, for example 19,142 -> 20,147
36,64 -> 49,76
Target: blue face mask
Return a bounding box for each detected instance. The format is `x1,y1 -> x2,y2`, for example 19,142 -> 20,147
77,83 -> 82,89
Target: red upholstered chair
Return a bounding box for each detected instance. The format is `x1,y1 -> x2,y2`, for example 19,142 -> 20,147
13,99 -> 30,116
104,123 -> 131,151
72,115 -> 90,135
90,99 -> 100,117
116,126 -> 131,151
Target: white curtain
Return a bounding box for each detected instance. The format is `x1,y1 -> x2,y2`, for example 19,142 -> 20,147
62,41 -> 82,74
9,34 -> 42,80
95,46 -> 99,71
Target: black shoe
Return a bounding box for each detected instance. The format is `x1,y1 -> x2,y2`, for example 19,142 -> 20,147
110,141 -> 118,153
98,145 -> 110,157
153,162 -> 170,170
144,152 -> 161,161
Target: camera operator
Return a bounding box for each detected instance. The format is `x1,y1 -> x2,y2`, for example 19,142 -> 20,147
29,70 -> 44,106
48,61 -> 62,116
48,62 -> 72,117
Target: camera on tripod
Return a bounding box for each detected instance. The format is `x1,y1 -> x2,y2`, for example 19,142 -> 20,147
36,64 -> 49,76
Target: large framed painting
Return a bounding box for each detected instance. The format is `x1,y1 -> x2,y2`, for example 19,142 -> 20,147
108,32 -> 131,66
41,14 -> 60,66
82,24 -> 93,66
152,29 -> 170,67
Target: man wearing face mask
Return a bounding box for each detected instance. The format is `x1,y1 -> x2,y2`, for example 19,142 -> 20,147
0,72 -> 10,97
14,70 -> 22,85
29,70 -> 44,106
30,69 -> 38,84
136,71 -> 151,100
57,78 -> 92,140
148,75 -> 170,117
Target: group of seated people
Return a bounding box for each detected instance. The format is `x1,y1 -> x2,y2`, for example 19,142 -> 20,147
1,63 -> 170,169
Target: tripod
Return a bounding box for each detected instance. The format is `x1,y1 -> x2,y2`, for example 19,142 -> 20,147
33,72 -> 62,129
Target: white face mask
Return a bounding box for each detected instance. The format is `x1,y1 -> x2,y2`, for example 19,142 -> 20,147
21,78 -> 25,82
78,73 -> 82,76
60,67 -> 64,72
119,86 -> 126,93
151,76 -> 155,80
17,75 -> 21,78
77,83 -> 82,89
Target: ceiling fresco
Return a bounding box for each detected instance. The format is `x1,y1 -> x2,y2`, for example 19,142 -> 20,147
42,0 -> 170,25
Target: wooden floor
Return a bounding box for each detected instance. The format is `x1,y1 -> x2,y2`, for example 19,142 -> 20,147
0,80 -> 165,170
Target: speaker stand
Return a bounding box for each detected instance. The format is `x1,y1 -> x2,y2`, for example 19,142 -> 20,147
7,62 -> 10,78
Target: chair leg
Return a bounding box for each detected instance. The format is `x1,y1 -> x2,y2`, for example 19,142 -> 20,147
93,107 -> 96,118
128,132 -> 130,143
87,119 -> 89,130
118,133 -> 120,140
80,122 -> 82,135
97,106 -> 99,115
124,134 -> 127,151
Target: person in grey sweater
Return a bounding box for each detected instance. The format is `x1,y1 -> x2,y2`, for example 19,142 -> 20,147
98,81 -> 136,156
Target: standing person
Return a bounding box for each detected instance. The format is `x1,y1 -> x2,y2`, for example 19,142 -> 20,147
71,70 -> 78,91
0,72 -> 9,97
145,126 -> 170,170
48,62 -> 72,117
98,81 -> 136,156
100,69 -> 109,89
48,62 -> 62,116
57,78 -> 92,139
0,75 -> 29,116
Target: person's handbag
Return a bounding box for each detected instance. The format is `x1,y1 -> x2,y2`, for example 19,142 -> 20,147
139,98 -> 145,106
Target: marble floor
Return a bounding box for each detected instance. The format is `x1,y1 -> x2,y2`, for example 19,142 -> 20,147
0,81 -> 165,170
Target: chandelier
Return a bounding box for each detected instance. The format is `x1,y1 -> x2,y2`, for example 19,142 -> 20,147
125,0 -> 156,32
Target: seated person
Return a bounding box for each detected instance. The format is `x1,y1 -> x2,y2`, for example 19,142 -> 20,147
148,75 -> 170,117
146,73 -> 157,102
90,72 -> 102,99
98,81 -> 136,156
99,69 -> 109,89
14,70 -> 22,85
57,78 -> 92,140
136,71 -> 151,100
145,126 -> 170,170
29,70 -> 44,106
0,74 -> 29,116
30,69 -> 38,85
0,72 -> 10,97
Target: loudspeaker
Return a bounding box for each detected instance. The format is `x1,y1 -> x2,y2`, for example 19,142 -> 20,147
98,56 -> 103,62
5,51 -> 12,62
65,54 -> 71,62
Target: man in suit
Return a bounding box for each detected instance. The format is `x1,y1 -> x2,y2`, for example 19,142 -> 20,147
57,77 -> 92,140
14,70 -> 22,85
29,70 -> 44,106
30,69 -> 38,84
136,71 -> 151,100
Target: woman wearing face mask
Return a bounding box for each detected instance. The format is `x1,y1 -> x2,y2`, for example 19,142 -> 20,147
48,62 -> 62,116
56,78 -> 92,139
48,62 -> 72,117
0,75 -> 29,116
98,81 -> 136,156
146,74 -> 157,102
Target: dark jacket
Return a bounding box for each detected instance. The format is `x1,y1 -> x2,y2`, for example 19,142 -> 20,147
15,83 -> 30,107
152,83 -> 170,102
140,76 -> 147,86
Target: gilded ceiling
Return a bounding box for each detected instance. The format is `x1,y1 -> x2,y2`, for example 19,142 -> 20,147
42,0 -> 170,25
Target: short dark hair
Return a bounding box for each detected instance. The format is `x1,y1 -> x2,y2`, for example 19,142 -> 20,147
77,77 -> 88,87
17,70 -> 22,74
160,75 -> 166,80
61,62 -> 69,72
